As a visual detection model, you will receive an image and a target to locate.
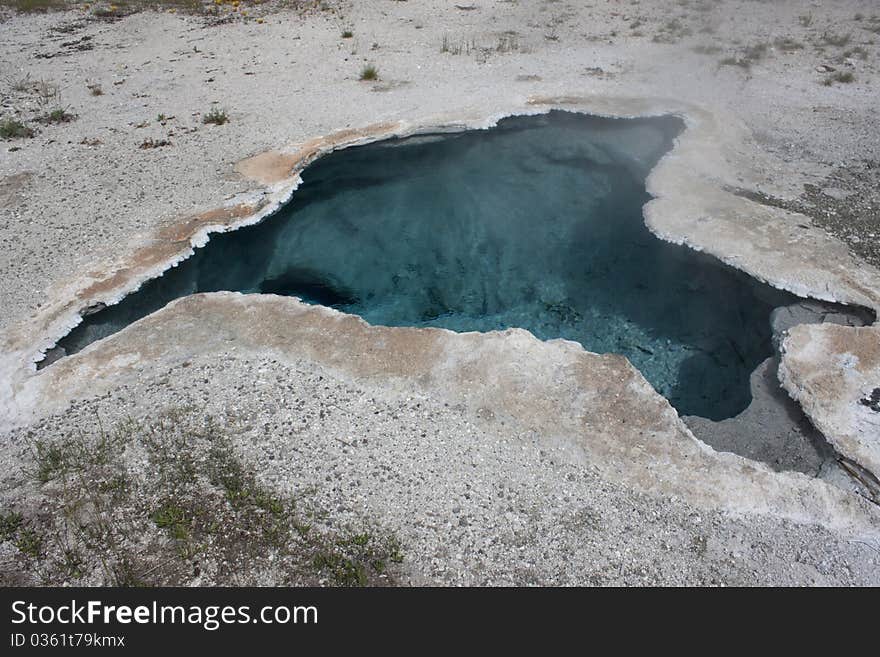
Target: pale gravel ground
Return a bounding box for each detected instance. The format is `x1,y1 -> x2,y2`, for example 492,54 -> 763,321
2,0 -> 880,585
3,355 -> 879,586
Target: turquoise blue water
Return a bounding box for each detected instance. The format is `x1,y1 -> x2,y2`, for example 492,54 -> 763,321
54,111 -> 797,419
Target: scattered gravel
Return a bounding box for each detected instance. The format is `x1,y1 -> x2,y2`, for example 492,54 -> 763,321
3,356 -> 879,585
2,0 -> 880,585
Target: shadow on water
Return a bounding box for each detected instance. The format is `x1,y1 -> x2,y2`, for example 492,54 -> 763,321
51,111 -> 799,420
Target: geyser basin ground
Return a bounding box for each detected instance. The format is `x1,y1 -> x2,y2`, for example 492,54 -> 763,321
55,111 -> 798,420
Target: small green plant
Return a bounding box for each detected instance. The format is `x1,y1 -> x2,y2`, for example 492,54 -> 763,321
61,549 -> 85,578
39,107 -> 75,124
823,70 -> 856,85
34,441 -> 66,482
0,511 -> 24,541
312,551 -> 368,586
253,490 -> 285,516
202,107 -> 228,125
359,64 -> 379,81
99,473 -> 129,501
342,30 -> 353,39
152,501 -> 190,541
0,118 -> 34,139
6,0 -> 67,13
15,528 -> 42,558
139,137 -> 172,149
92,4 -> 125,19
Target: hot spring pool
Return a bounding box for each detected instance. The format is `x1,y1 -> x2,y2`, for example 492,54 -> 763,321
51,111 -> 800,420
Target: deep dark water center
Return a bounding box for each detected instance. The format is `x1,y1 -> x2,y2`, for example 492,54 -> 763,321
54,111 -> 801,420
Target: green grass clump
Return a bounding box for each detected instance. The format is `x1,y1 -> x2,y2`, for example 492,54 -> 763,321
39,108 -> 75,124
0,118 -> 34,139
34,441 -> 66,482
139,137 -> 172,149
1,0 -> 67,13
359,64 -> 379,81
15,528 -> 42,558
202,107 -> 228,125
0,511 -> 24,541
152,502 -> 190,541
823,70 -> 855,85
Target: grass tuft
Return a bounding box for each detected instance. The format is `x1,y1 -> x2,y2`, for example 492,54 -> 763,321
0,511 -> 24,541
34,441 -> 66,482
38,107 -> 75,124
359,64 -> 379,81
152,501 -> 190,541
139,137 -> 172,149
202,107 -> 228,125
0,118 -> 34,139
15,528 -> 42,558
2,0 -> 67,13
822,70 -> 855,85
